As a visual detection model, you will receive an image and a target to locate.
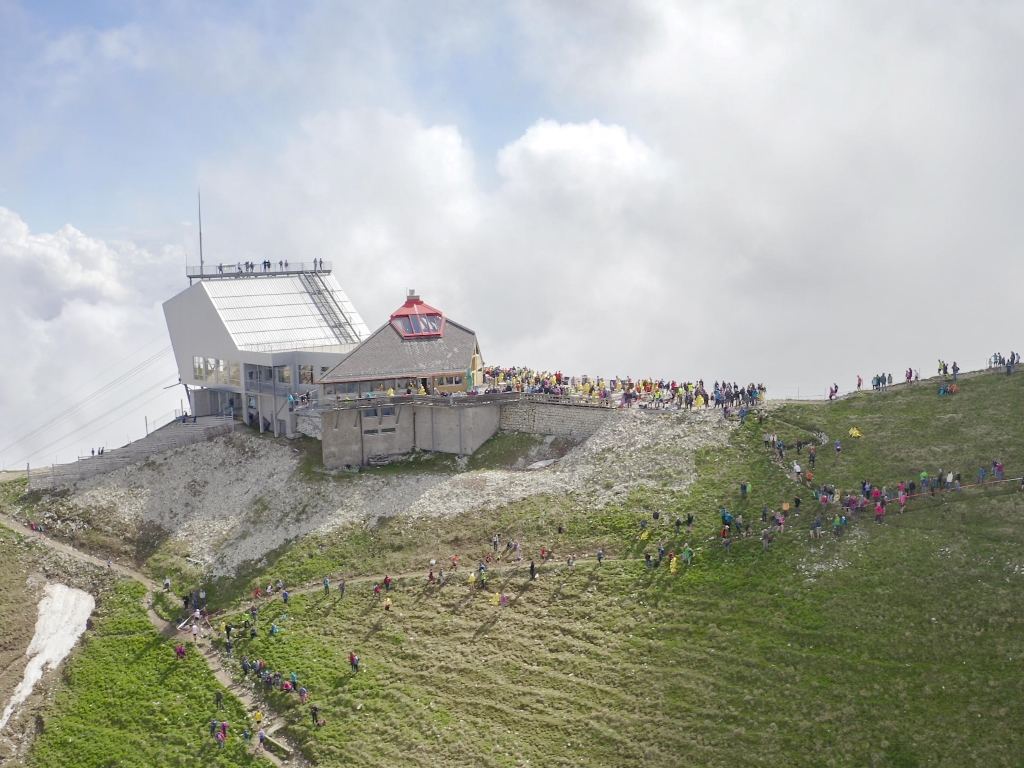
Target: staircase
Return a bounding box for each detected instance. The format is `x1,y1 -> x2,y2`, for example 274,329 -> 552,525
27,416 -> 235,490
299,271 -> 361,345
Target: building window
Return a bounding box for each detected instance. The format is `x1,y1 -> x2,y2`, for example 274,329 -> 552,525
380,427 -> 396,434
363,408 -> 377,418
300,365 -> 314,384
216,359 -> 228,384
229,361 -> 241,387
381,407 -> 395,417
363,429 -> 378,435
320,366 -> 330,376
275,366 -> 292,385
206,358 -> 217,381
193,356 -> 205,380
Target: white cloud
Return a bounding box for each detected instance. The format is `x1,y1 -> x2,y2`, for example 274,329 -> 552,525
0,208 -> 182,467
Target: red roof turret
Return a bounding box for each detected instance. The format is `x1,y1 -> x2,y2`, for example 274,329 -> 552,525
390,291 -> 445,338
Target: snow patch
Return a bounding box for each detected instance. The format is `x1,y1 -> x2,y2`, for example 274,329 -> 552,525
0,583 -> 94,732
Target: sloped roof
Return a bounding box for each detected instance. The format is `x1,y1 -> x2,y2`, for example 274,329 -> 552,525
319,318 -> 479,383
201,274 -> 370,352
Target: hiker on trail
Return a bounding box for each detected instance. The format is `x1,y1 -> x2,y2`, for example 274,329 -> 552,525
384,597 -> 392,612
761,530 -> 772,552
339,579 -> 346,598
834,440 -> 842,456
451,555 -> 458,570
687,513 -> 694,531
645,551 -> 653,568
428,569 -> 435,584
323,577 -> 330,594
282,589 -> 289,605
530,560 -> 537,579
875,503 -> 885,524
350,652 -> 360,673
567,555 -> 575,570
300,687 -> 308,703
221,721 -> 228,737
723,535 -> 732,555
682,545 -> 693,566
257,729 -> 266,751
105,558 -> 112,569
210,719 -> 218,737
225,640 -> 233,656
163,576 -> 171,591
597,548 -> 604,564
216,690 -> 224,710
373,583 -> 382,598
438,567 -> 445,584
192,623 -> 199,642
979,466 -> 987,484
384,575 -> 392,592
809,445 -> 816,468
675,517 -> 683,534
311,705 -> 320,726
740,481 -> 748,500
493,534 -> 500,551
175,644 -> 186,660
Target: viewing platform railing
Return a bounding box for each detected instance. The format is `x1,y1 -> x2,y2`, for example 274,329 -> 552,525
319,391 -> 621,412
186,261 -> 332,280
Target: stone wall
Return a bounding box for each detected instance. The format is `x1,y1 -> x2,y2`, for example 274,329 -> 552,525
498,401 -> 613,437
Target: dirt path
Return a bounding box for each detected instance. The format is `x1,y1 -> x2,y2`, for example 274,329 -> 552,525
0,511 -> 295,766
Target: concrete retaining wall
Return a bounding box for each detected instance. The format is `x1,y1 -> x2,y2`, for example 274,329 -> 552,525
498,401 -> 612,437
321,403 -> 502,468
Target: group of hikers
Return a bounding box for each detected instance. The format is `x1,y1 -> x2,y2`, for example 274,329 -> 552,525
479,366 -> 767,410
989,352 -> 1019,372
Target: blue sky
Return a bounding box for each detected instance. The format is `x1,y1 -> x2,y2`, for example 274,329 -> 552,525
1,2 -> 563,237
3,0 -> 1024,464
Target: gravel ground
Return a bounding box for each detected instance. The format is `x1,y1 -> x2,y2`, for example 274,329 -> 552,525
12,409 -> 734,576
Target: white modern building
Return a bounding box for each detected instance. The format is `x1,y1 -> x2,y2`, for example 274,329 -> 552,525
162,261 -> 369,436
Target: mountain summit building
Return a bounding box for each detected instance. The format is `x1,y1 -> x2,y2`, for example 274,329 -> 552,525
163,261 -> 369,436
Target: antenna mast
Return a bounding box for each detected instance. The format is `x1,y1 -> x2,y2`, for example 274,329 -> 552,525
197,189 -> 204,274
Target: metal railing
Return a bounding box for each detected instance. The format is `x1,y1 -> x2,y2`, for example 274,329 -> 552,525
321,391 -> 621,412
186,261 -> 332,278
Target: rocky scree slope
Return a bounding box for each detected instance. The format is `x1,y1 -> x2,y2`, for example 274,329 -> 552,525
11,409 -> 732,576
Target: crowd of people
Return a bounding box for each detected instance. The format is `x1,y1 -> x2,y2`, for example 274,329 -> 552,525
480,366 -> 767,411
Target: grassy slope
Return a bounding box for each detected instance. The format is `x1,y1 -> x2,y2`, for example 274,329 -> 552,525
17,372 -> 1024,767
28,580 -> 265,768
207,373 -> 1024,767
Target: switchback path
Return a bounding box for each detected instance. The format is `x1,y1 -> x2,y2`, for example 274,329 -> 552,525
0,511 -> 295,766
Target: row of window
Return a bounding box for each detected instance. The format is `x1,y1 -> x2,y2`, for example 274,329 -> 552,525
364,427 -> 397,435
195,359 -> 331,388
193,357 -> 241,386
324,376 -> 463,396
